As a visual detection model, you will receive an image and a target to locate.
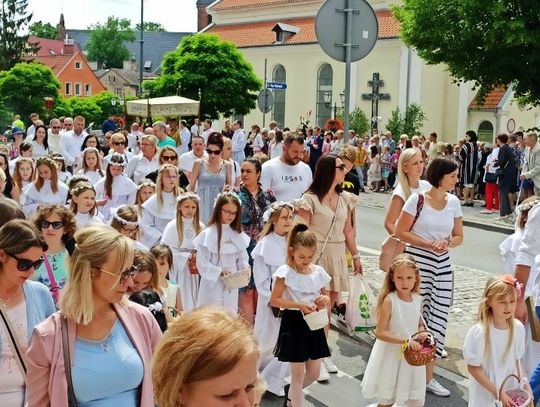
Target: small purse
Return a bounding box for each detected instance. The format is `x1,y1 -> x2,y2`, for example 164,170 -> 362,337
187,250 -> 199,275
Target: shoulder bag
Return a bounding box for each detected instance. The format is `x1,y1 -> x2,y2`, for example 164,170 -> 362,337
379,193 -> 425,272
0,302 -> 27,380
61,316 -> 78,407
43,255 -> 60,304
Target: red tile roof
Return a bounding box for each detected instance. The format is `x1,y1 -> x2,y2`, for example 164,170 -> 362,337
206,11 -> 400,48
212,0 -> 299,10
33,55 -> 74,75
469,86 -> 508,110
28,36 -> 82,57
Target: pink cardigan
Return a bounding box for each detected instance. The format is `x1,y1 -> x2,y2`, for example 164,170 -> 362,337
26,301 -> 162,407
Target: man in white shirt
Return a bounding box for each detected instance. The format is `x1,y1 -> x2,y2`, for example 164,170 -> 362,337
261,133 -> 312,202
190,118 -> 202,138
47,118 -> 62,154
128,122 -> 142,154
200,119 -> 214,143
177,120 -> 191,155
59,115 -> 88,170
179,134 -> 208,179
231,120 -> 247,164
24,113 -> 40,140
62,117 -> 74,133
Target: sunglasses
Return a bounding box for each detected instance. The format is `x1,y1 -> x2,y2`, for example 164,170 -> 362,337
52,126 -> 61,129
41,220 -> 64,229
99,264 -> 140,282
5,251 -> 44,271
206,149 -> 222,156
162,155 -> 177,161
113,142 -> 125,146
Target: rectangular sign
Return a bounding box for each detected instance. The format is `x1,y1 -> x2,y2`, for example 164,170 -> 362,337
266,82 -> 287,90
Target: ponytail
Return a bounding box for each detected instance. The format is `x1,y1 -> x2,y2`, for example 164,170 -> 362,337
286,223 -> 317,267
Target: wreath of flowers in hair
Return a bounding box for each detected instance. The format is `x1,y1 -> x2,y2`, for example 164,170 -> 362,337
214,189 -> 242,207
108,153 -> 127,167
70,183 -> 95,195
112,205 -> 138,227
137,179 -> 156,191
36,156 -> 57,167
83,147 -> 100,154
177,191 -> 200,203
518,199 -> 540,212
262,201 -> 294,222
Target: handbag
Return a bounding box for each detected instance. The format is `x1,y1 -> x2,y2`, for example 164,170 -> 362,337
61,316 -> 78,407
485,172 -> 499,183
379,193 -> 425,272
0,302 -> 27,380
526,297 -> 540,342
187,250 -> 199,275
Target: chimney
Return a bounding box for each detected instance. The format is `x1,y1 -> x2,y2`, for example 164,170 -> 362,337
56,13 -> 66,41
63,37 -> 74,55
197,2 -> 212,32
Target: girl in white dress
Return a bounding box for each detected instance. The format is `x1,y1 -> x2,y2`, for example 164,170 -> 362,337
252,201 -> 294,397
463,275 -> 527,407
109,205 -> 148,251
22,156 -> 69,217
69,182 -> 104,228
95,153 -> 137,221
141,164 -> 182,247
76,147 -> 105,185
12,157 -> 34,203
192,190 -> 250,314
150,244 -> 183,316
160,191 -> 204,312
362,254 -> 426,407
51,154 -> 71,184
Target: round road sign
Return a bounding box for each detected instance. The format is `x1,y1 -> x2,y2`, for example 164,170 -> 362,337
258,89 -> 274,114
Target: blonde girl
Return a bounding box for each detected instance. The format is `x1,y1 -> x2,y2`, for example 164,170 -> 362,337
13,157 -> 34,200
362,254 -> 426,407
141,164 -> 182,247
150,244 -> 183,315
110,205 -> 148,251
160,191 -> 204,312
22,156 -> 69,217
135,179 -> 156,212
192,191 -> 250,313
252,201 -> 294,397
463,275 -> 526,406
76,147 -> 105,184
94,153 -> 137,221
270,223 -> 331,407
69,181 -> 104,227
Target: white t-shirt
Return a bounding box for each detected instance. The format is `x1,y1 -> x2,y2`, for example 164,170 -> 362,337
260,157 -> 312,202
179,150 -> 208,173
392,179 -> 431,202
402,192 -> 462,241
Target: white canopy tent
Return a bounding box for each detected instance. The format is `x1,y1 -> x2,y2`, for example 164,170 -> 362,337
125,96 -> 199,117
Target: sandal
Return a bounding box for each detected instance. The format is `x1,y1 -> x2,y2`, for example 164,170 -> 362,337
283,384 -> 291,407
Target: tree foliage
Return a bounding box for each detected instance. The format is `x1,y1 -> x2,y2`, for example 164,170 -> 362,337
0,0 -> 33,71
145,34 -> 262,119
393,0 -> 540,105
385,103 -> 426,137
86,17 -> 135,69
0,62 -> 60,119
49,91 -> 117,125
29,21 -> 57,39
135,21 -> 165,32
338,107 -> 370,136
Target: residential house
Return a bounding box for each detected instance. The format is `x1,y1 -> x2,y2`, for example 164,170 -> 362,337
95,66 -> 158,97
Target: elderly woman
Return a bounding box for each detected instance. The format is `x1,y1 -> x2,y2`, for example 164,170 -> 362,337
27,224 -> 162,406
0,219 -> 55,406
126,134 -> 160,184
103,132 -> 133,166
153,306 -> 259,407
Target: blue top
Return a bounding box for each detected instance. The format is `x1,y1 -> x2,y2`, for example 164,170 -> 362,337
72,320 -> 144,406
157,137 -> 176,148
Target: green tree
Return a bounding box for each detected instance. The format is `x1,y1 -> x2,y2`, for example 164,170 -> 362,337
135,21 -> 165,32
0,62 -> 60,119
66,97 -> 102,124
29,21 -> 57,39
86,17 -> 135,69
0,0 -> 33,71
145,34 -> 262,119
393,0 -> 540,105
385,103 -> 426,137
338,107 -> 370,136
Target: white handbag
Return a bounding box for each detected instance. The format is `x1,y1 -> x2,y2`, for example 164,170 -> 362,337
302,308 -> 329,331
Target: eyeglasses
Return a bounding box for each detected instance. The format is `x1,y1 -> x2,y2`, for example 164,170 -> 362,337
113,142 -> 125,146
336,164 -> 347,171
206,149 -> 222,156
5,251 -> 44,271
221,208 -> 237,217
162,155 -> 177,161
41,220 -> 64,229
98,264 -> 140,282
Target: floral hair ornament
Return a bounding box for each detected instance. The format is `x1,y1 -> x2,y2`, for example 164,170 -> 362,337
70,182 -> 95,195
500,274 -> 523,298
177,191 -> 200,203
262,201 -> 294,222
148,301 -> 163,314
36,155 -> 57,167
83,147 -> 100,155
108,153 -> 127,167
111,205 -> 139,227
214,189 -> 242,207
518,199 -> 540,212
137,179 -> 156,191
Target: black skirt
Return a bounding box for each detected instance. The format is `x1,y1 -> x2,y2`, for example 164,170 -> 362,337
273,309 -> 331,363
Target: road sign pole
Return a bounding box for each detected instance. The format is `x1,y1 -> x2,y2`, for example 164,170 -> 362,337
344,0 -> 352,142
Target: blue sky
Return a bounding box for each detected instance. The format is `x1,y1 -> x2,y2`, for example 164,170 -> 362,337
27,0 -> 198,32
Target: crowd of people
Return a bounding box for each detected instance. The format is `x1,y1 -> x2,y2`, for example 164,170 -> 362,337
0,111 -> 539,407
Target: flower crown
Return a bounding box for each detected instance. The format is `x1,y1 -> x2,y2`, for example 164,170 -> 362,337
36,156 -> 57,167
83,147 -> 100,155
108,153 -> 126,167
177,191 -> 200,203
148,301 -> 163,314
137,179 -> 156,191
71,182 -> 95,195
214,190 -> 242,207
262,201 -> 294,222
518,199 -> 539,213
112,205 -> 138,227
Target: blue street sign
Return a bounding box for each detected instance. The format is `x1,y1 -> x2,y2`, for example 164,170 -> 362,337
266,82 -> 287,90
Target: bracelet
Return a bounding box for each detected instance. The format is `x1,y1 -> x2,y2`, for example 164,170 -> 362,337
351,253 -> 361,260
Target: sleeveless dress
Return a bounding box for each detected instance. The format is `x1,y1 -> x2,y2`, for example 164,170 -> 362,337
361,292 -> 425,406
197,161 -> 227,224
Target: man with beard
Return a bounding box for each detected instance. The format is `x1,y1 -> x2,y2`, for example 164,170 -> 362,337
260,132 -> 312,201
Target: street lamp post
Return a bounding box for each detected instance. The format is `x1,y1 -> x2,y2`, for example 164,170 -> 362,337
139,0 -> 144,96
43,97 -> 54,120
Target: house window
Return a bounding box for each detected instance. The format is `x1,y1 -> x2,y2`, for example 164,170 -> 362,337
110,75 -> 116,83
74,83 -> 82,96
85,84 -> 92,96
477,120 -> 494,142
65,82 -> 71,95
271,64 -> 286,128
74,61 -> 82,69
316,64 -> 333,127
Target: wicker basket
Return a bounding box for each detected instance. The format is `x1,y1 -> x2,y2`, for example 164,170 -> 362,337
303,309 -> 329,331
222,269 -> 250,291
403,330 -> 437,366
499,374 -> 533,407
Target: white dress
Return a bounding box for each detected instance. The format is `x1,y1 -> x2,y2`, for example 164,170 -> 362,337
361,292 -> 426,406
193,224 -> 250,314
73,212 -> 104,229
463,321 -> 525,407
21,180 -> 69,217
141,191 -> 177,248
94,175 -> 137,220
252,232 -> 289,394
76,169 -> 104,185
160,217 -> 205,312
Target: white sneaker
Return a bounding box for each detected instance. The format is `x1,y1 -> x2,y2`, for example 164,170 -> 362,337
441,349 -> 448,358
323,357 -> 338,373
426,379 -> 450,397
317,363 -> 330,382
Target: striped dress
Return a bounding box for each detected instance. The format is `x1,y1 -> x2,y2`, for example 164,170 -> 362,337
458,141 -> 478,186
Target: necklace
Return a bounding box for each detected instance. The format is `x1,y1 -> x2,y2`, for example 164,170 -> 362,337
0,286 -> 23,308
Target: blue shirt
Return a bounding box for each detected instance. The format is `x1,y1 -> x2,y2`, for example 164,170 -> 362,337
158,137 -> 176,148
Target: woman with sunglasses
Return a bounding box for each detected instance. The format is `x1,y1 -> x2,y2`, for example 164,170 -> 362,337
188,132 -> 233,223
144,146 -> 189,190
103,132 -> 133,166
26,224 -> 162,407
0,219 -> 55,406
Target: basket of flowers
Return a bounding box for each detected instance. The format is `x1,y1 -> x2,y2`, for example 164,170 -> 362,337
498,374 -> 532,407
403,330 -> 437,366
222,269 -> 250,291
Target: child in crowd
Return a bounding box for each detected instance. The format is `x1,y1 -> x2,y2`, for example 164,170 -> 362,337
160,191 -> 204,312
128,289 -> 168,332
51,153 -> 71,184
12,157 -> 34,201
69,181 -> 103,228
76,147 -> 105,184
362,254 -> 425,407
270,223 -> 331,407
110,205 -> 148,251
463,275 -> 527,406
381,145 -> 392,192
31,204 -> 76,307
134,179 -> 156,216
368,145 -> 381,191
150,244 -> 183,317
252,201 -> 294,397
192,191 -> 250,313
141,164 -> 182,247
129,249 -> 161,294
22,156 -> 69,216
